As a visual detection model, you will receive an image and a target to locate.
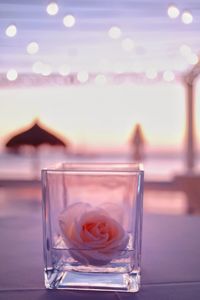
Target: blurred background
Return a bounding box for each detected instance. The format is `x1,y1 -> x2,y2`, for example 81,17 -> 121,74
0,0 -> 200,217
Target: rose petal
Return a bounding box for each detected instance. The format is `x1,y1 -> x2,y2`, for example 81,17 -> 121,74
59,203 -> 129,266
69,249 -> 89,265
59,202 -> 91,228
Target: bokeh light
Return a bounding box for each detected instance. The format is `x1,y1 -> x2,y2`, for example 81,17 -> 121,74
58,64 -> 71,76
179,44 -> 192,57
108,26 -> 122,40
167,5 -> 180,19
63,15 -> 76,28
5,25 -> 17,37
121,38 -> 134,52
41,64 -> 52,76
187,53 -> 199,65
179,44 -> 198,65
32,62 -> 52,76
181,11 -> 193,24
94,74 -> 107,85
32,61 -> 44,74
77,71 -> 89,83
145,69 -> 158,80
6,69 -> 18,81
46,2 -> 59,16
163,70 -> 175,82
26,42 -> 39,55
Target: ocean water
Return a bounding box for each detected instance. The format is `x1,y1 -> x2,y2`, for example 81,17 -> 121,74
0,152 -> 191,216
0,151 -> 199,181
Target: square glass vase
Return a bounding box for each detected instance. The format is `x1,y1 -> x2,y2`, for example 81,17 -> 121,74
42,163 -> 144,293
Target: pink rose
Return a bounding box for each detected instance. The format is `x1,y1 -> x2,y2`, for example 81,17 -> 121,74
59,203 -> 129,266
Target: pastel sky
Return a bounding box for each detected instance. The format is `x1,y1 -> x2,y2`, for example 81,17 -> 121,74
1,80 -> 199,152
0,0 -> 200,73
0,0 -> 200,153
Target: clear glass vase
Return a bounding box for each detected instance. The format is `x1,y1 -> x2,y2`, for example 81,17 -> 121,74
42,163 -> 144,292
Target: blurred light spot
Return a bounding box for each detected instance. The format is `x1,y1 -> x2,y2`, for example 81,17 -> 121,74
32,61 -> 43,74
145,69 -> 157,80
46,2 -> 59,15
179,44 -> 192,57
63,15 -> 76,28
58,64 -> 71,76
179,45 -> 198,65
77,71 -> 89,83
167,5 -> 180,19
5,25 -> 17,37
121,38 -> 134,52
94,74 -> 107,85
181,11 -> 193,24
187,53 -> 199,65
163,70 -> 175,82
6,69 -> 18,81
41,64 -> 52,76
108,26 -> 121,39
26,42 -> 39,55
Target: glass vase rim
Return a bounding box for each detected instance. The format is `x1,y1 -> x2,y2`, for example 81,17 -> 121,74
41,162 -> 144,174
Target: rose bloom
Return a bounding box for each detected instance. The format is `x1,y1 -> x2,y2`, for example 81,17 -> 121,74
59,203 -> 129,266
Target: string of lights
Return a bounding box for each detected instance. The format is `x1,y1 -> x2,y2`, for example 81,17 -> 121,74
0,1 -> 199,86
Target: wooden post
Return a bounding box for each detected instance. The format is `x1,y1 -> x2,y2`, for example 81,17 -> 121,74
186,82 -> 195,173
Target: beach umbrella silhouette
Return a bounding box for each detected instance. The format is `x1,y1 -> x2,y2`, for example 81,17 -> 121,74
5,121 -> 68,177
6,121 -> 67,149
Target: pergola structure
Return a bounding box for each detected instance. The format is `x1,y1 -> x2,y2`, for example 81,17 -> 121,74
184,58 -> 200,173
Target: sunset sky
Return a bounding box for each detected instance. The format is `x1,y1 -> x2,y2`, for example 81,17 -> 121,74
0,0 -> 200,154
1,79 -> 200,153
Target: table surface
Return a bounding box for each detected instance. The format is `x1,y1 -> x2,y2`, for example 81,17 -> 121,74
1,207 -> 200,300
